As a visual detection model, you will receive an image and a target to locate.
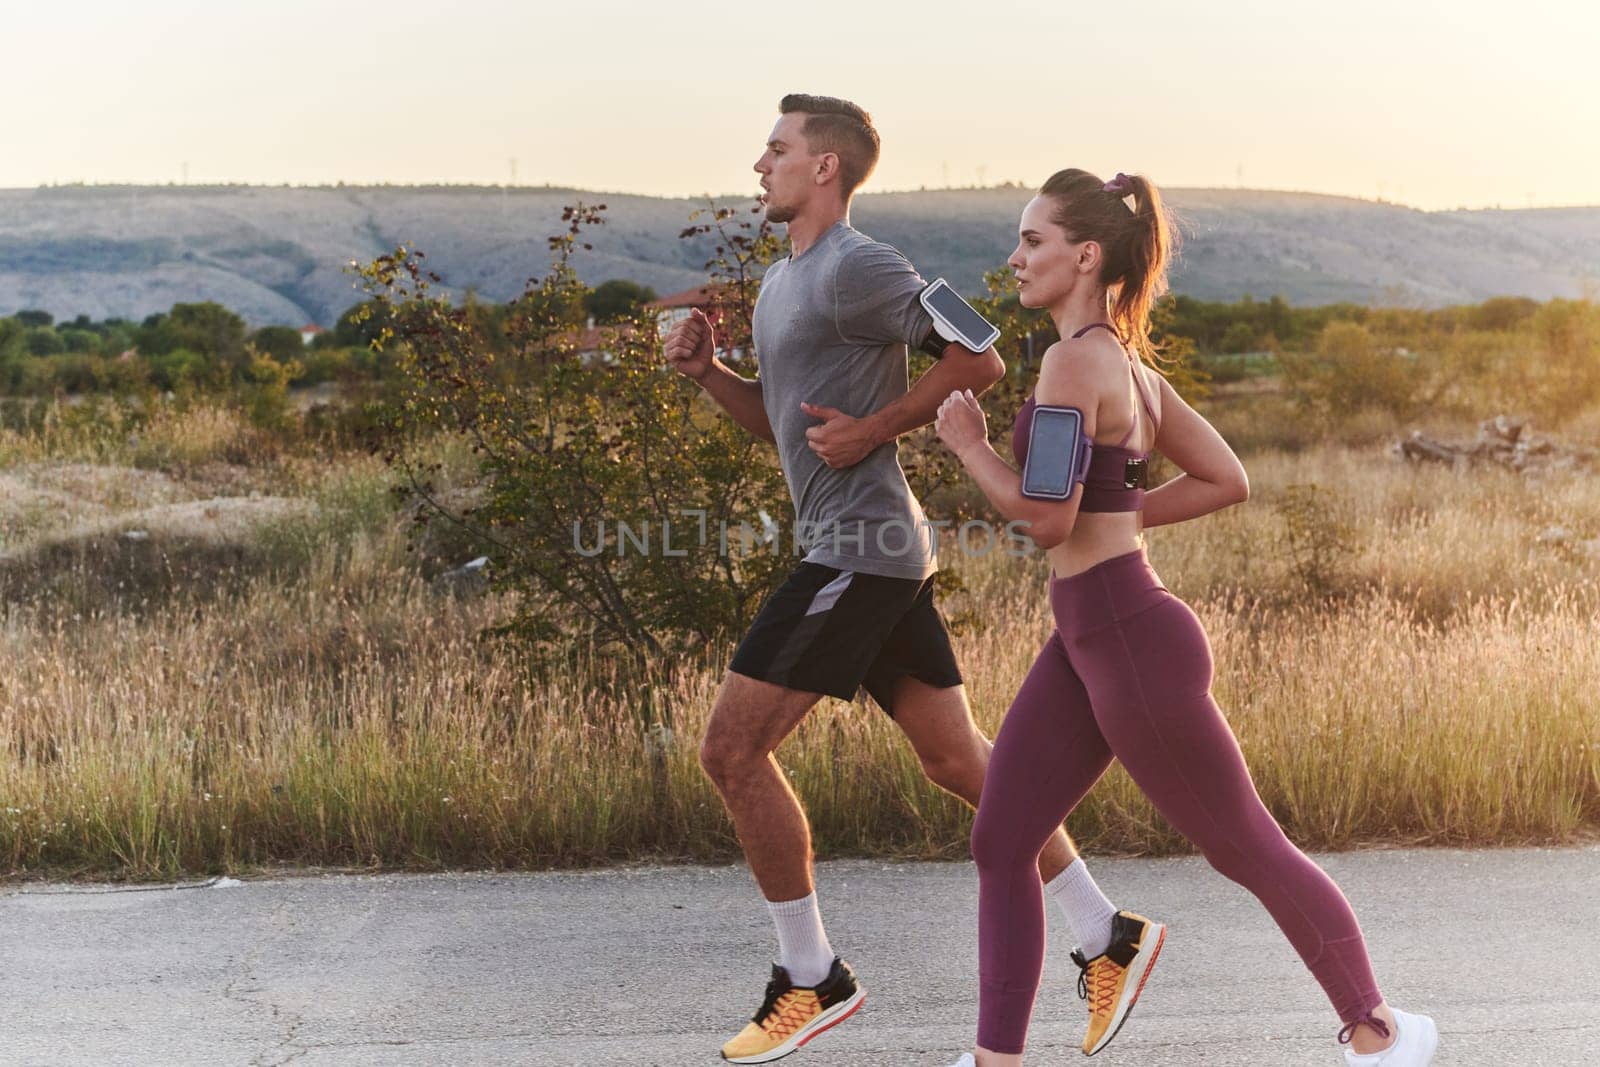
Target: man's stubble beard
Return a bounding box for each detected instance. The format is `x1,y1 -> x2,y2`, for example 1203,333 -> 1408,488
765,202 -> 797,225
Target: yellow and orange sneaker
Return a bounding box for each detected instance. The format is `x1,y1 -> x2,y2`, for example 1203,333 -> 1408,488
1070,910 -> 1166,1057
720,958 -> 866,1064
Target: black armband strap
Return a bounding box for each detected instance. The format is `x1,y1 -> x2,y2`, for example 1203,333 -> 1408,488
918,326 -> 953,359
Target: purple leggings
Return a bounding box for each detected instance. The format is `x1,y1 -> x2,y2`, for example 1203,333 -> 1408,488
973,549 -> 1382,1054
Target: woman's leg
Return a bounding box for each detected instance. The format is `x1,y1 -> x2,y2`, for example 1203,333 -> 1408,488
1067,594 -> 1385,1031
970,632 -> 1114,1057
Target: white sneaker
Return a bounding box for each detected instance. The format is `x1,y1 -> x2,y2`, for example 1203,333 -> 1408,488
1341,1009 -> 1439,1066
946,1056 -> 976,1067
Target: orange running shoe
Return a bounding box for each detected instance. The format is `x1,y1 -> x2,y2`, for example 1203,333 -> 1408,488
1070,910 -> 1166,1056
720,957 -> 866,1063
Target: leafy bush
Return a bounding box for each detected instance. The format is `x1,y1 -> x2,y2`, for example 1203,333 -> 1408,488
357,203 -> 793,664
583,279 -> 659,324
147,348 -> 213,390
1283,320 -> 1419,418
1273,482 -> 1359,597
252,325 -> 308,362
1219,321 -> 1257,354
239,348 -> 304,431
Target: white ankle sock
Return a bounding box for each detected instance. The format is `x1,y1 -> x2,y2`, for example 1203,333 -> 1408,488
766,891 -> 836,987
1045,859 -> 1118,958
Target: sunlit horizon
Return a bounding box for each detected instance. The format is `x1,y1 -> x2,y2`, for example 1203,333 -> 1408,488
9,177 -> 1597,215
6,0 -> 1599,213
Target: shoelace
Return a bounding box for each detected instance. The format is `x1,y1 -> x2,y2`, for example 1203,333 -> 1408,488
761,991 -> 816,1038
1336,1013 -> 1393,1045
1070,949 -> 1121,1016
753,975 -> 788,1023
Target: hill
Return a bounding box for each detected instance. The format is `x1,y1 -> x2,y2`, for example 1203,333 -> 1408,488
1,184 -> 1596,326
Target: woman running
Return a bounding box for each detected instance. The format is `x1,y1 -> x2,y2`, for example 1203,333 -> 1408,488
933,169 -> 1438,1066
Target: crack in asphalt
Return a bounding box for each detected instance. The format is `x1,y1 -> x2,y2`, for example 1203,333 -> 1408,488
215,890 -> 310,1066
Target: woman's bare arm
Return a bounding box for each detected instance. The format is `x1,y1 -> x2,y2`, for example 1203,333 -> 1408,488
948,341 -> 1098,550
1140,377 -> 1249,528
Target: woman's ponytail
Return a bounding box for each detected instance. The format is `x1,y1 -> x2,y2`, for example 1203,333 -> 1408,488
1109,174 -> 1174,363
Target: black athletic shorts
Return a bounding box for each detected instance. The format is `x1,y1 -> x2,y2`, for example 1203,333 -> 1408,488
728,562 -> 963,717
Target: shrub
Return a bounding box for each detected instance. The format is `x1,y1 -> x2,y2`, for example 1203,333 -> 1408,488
357,203 -> 793,667
1219,321 -> 1257,353
1283,320 -> 1418,418
1273,482 -> 1359,597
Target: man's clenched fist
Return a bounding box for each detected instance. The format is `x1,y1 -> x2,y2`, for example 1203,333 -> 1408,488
664,308 -> 717,382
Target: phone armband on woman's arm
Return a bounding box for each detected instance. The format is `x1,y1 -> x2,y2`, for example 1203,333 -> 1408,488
1021,405 -> 1092,501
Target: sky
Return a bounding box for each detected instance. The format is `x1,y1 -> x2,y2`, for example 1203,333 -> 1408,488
5,0 -> 1599,211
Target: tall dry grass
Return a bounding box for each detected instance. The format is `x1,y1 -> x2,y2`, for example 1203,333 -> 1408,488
3,414 -> 1598,878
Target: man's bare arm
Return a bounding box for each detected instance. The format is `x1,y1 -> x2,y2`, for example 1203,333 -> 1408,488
663,307 -> 774,443
803,343 -> 1005,469
869,342 -> 1006,442
696,358 -> 775,444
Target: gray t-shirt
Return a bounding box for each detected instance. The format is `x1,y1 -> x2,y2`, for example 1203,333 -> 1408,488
751,221 -> 939,580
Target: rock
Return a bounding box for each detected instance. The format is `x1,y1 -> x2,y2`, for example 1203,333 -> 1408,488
1397,417 -> 1595,476
1479,415 -> 1526,444
435,555 -> 490,597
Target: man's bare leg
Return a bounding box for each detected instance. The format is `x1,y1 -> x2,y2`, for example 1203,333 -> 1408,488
698,670 -> 824,902
701,671 -> 870,1062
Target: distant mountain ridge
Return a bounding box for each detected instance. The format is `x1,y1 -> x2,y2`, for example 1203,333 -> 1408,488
1,184 -> 1596,326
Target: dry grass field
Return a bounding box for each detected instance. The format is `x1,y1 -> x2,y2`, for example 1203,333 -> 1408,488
2,398 -> 1597,879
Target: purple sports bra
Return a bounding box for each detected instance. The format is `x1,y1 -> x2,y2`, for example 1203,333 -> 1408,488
1011,322 -> 1160,513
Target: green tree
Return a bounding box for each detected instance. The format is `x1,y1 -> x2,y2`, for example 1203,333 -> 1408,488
583,279 -> 659,324
1219,321 -> 1257,353
148,348 -> 211,390
1467,296 -> 1539,332
1264,295 -> 1293,343
15,309 -> 53,328
1524,299 -> 1600,420
25,327 -> 64,356
332,301 -> 391,348
1285,320 -> 1416,417
0,318 -> 26,388
58,328 -> 101,354
252,325 -> 307,362
138,302 -> 247,368
358,202 -> 792,668
170,302 -> 248,368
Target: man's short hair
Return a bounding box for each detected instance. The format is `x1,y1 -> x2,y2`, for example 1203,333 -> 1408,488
778,94 -> 881,198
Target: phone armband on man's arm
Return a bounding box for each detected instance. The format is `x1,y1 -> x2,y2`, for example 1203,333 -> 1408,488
1021,405 -> 1093,501
918,325 -> 954,359
919,278 -> 1000,353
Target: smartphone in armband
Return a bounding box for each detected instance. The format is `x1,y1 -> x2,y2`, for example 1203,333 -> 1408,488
1021,405 -> 1092,501
920,278 -> 1001,353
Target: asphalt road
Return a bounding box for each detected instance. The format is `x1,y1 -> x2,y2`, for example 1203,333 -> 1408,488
3,847 -> 1597,1066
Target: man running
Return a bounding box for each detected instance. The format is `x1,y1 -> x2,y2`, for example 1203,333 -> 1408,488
663,94 -> 1163,1063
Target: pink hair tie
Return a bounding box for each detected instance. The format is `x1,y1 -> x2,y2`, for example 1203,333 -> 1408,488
1103,172 -> 1135,196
